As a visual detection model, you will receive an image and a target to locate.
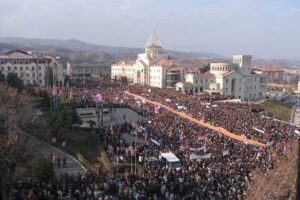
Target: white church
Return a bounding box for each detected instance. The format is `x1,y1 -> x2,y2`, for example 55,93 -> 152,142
111,30 -> 268,100
111,30 -> 184,88
176,55 -> 268,100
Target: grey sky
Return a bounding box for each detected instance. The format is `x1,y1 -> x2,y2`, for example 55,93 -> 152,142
0,0 -> 299,59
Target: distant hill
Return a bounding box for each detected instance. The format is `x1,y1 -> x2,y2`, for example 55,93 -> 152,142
0,37 -> 299,68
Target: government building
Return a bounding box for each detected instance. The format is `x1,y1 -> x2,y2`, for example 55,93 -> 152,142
111,30 -> 184,88
0,50 -> 64,86
176,55 -> 268,100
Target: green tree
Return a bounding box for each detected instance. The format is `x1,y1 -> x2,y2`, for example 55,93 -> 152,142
0,71 -> 5,83
29,158 -> 53,182
45,66 -> 53,86
6,72 -> 24,90
48,103 -> 81,138
39,90 -> 51,109
200,64 -> 210,73
124,76 -> 128,85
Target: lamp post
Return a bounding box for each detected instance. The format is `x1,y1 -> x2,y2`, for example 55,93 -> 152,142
96,102 -> 105,146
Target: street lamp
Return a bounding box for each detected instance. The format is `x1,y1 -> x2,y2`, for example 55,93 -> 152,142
96,102 -> 105,146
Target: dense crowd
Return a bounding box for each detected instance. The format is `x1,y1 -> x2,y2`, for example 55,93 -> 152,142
9,83 -> 299,200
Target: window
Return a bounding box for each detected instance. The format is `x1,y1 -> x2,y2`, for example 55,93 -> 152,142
39,80 -> 42,84
39,73 -> 42,77
210,79 -> 213,83
20,67 -> 23,71
7,67 -> 11,71
26,66 -> 29,70
14,66 -> 17,70
33,73 -> 35,77
32,67 -> 35,71
38,66 -> 41,70
205,79 -> 208,83
1,67 -> 4,70
20,73 -> 24,78
26,73 -> 29,77
200,79 -> 203,84
225,79 -> 228,84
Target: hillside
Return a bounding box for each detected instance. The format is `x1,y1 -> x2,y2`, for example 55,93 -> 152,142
0,37 -> 299,69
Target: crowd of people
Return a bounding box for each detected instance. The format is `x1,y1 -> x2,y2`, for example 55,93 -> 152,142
9,83 -> 299,199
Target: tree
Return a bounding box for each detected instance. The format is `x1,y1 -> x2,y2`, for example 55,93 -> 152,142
45,66 -> 53,86
0,71 -> 5,83
200,64 -> 210,73
29,158 -> 53,182
6,72 -> 24,90
114,75 -> 117,82
124,76 -> 128,85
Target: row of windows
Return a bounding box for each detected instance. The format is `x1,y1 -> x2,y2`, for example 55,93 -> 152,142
3,72 -> 43,78
1,66 -> 44,71
211,66 -> 232,71
0,60 -> 47,65
150,75 -> 161,80
195,78 -> 213,84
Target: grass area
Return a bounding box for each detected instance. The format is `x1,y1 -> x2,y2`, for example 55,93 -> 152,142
262,100 -> 293,122
28,116 -> 102,167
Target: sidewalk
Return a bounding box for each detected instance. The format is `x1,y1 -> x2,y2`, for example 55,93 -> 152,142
20,133 -> 86,176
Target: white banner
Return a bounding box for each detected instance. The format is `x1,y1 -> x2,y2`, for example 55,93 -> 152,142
190,153 -> 212,160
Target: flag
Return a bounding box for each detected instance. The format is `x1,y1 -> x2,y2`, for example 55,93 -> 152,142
92,94 -> 103,103
52,86 -> 58,96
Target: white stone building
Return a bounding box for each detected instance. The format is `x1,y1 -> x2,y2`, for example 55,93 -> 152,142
67,63 -> 110,79
176,55 -> 268,100
0,50 -> 64,86
111,30 -> 184,88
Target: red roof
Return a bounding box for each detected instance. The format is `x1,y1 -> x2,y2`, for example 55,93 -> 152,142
115,60 -> 136,65
152,59 -> 178,67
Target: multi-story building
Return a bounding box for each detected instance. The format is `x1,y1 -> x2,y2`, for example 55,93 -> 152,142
67,63 -> 110,79
0,50 -> 63,86
176,55 -> 268,100
253,68 -> 284,83
111,30 -> 184,88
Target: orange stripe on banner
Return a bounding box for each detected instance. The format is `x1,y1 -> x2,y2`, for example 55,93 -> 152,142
124,91 -> 266,147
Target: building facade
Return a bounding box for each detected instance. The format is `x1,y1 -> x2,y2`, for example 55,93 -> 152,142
67,63 -> 110,79
0,50 -> 63,86
111,30 -> 184,88
176,55 -> 268,100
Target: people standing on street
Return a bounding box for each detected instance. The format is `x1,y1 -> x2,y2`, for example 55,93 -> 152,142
63,156 -> 67,168
57,154 -> 61,167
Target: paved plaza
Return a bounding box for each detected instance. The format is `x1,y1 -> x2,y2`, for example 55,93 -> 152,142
78,108 -> 145,127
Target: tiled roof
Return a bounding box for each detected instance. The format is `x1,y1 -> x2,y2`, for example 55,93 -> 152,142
152,59 -> 177,67
114,60 -> 136,65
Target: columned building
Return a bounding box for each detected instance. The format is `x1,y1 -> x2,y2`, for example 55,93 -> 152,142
111,30 -> 184,88
0,50 -> 64,86
176,55 -> 268,100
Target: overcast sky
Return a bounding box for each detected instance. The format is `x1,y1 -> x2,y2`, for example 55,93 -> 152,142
0,0 -> 299,59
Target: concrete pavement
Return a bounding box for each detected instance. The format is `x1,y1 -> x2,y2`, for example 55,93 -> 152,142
20,133 -> 86,176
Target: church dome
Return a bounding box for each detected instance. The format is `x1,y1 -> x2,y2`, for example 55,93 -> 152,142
145,30 -> 162,53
